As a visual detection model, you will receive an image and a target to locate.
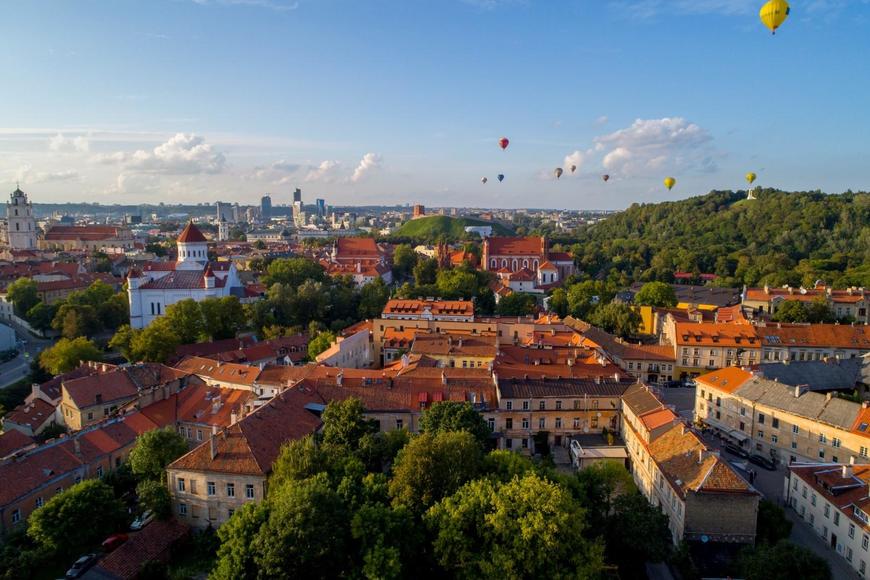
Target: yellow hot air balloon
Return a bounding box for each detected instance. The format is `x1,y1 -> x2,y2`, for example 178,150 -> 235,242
759,0 -> 789,34
663,177 -> 676,191
746,172 -> 757,185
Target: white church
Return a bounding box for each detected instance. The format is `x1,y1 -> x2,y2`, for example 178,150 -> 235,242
128,222 -> 243,329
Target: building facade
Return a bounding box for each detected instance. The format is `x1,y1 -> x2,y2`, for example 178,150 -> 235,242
5,187 -> 37,250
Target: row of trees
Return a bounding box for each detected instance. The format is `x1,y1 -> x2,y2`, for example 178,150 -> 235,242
6,278 -> 128,339
211,399 -> 673,579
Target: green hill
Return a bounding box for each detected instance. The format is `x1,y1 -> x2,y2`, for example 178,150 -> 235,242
389,215 -> 514,242
571,189 -> 870,288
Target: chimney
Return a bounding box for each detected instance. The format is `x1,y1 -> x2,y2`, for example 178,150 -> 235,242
843,464 -> 853,479
698,449 -> 705,464
209,432 -> 217,460
441,371 -> 447,385
73,438 -> 81,456
613,372 -> 620,382
336,370 -> 343,386
230,409 -> 238,424
863,401 -> 869,409
595,375 -> 601,385
794,385 -> 801,398
826,392 -> 833,402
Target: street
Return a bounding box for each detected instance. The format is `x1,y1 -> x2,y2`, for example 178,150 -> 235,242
660,385 -> 860,580
0,319 -> 52,390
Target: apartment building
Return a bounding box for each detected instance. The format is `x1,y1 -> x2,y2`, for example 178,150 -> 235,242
695,367 -> 870,466
410,332 -> 497,369
663,321 -> 761,379
578,324 -> 676,384
493,376 -> 632,452
743,285 -> 869,323
786,462 -> 870,577
758,323 -> 870,362
621,383 -> 759,545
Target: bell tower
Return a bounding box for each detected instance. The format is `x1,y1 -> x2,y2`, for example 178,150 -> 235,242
6,185 -> 38,249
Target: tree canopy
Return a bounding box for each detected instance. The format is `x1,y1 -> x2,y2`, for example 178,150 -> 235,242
128,427 -> 189,482
39,337 -> 102,374
634,281 -> 678,307
419,401 -> 491,447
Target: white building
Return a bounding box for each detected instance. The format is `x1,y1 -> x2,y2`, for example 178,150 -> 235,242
5,187 -> 37,250
128,222 -> 244,329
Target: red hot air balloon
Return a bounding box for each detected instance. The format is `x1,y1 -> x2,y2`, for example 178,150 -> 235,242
602,174 -> 610,182
498,137 -> 509,150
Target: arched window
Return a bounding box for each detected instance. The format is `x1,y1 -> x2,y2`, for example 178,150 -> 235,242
490,259 -> 497,269
501,259 -> 507,268
523,259 -> 529,268
511,259 -> 518,271
533,260 -> 539,269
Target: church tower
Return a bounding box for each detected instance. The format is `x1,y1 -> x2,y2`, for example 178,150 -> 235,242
176,221 -> 209,270
6,185 -> 37,250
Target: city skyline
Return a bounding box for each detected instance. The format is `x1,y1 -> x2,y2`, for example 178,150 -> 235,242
2,0 -> 870,209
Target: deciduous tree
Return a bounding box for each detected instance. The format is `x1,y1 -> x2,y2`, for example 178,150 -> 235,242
39,337 -> 102,374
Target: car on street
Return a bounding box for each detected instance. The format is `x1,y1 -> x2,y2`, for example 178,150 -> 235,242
101,533 -> 129,552
724,443 -> 749,458
749,454 -> 777,471
130,510 -> 154,531
65,553 -> 98,578
663,380 -> 683,389
683,379 -> 697,388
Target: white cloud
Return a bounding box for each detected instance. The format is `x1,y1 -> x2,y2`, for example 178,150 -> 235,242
563,150 -> 586,175
594,115 -> 609,127
16,164 -> 81,184
351,153 -> 383,183
593,117 -> 715,176
95,133 -> 227,175
48,133 -> 89,153
305,160 -> 341,182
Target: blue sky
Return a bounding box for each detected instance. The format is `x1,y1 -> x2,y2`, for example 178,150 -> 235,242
2,0 -> 870,209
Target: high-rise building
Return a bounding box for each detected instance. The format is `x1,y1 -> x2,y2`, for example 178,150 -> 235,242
293,188 -> 302,203
315,198 -> 326,218
216,201 -> 234,223
261,195 -> 272,220
5,186 -> 37,249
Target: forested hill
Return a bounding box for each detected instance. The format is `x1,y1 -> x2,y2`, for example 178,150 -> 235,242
388,215 -> 514,243
570,189 -> 870,288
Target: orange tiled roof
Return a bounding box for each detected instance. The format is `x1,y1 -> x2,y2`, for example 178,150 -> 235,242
382,299 -> 474,316
695,367 -> 754,394
177,222 -> 208,243
485,236 -> 545,256
4,399 -> 56,430
674,322 -> 761,348
758,323 -> 870,350
174,356 -> 261,386
640,408 -> 678,431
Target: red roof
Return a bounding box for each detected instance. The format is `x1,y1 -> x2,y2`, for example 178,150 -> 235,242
4,399 -> 56,431
0,429 -> 35,458
485,236 -> 545,257
177,222 -> 208,243
94,519 -> 189,580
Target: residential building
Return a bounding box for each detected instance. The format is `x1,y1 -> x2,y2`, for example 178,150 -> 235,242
663,321 -> 762,379
410,332 -> 497,369
577,324 -> 676,384
174,356 -> 261,390
621,383 -> 759,545
315,323 -> 374,368
127,222 -> 244,329
39,224 -> 135,252
494,376 -> 632,452
695,367 -> 870,465
785,462 -> 870,577
758,323 -> 870,362
743,284 -> 869,323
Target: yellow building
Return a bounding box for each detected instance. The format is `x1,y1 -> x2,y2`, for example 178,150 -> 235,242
410,332 -> 497,369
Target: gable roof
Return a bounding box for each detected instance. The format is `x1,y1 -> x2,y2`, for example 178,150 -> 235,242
177,222 -> 208,243
174,356 -> 261,386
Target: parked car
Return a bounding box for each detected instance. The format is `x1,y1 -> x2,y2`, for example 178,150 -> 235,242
683,379 -> 697,388
101,533 -> 129,552
65,554 -> 98,579
749,454 -> 777,471
663,380 -> 683,389
130,510 -> 154,531
724,443 -> 749,458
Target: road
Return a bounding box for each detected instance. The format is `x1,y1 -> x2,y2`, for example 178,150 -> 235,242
659,385 -> 860,580
0,319 -> 52,389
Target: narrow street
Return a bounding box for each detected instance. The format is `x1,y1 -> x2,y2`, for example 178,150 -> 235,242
0,319 -> 52,389
660,385 -> 860,580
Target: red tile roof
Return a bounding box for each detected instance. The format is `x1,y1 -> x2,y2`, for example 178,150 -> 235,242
336,237 -> 380,258
43,225 -> 130,241
174,356 -> 261,386
382,299 -> 474,317
4,399 -> 56,431
758,323 -> 870,350
63,371 -> 139,409
94,519 -> 189,580
696,367 -> 754,395
0,429 -> 35,459
177,222 -> 208,243
485,236 -> 545,256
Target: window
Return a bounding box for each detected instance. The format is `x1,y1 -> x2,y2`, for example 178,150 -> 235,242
228,508 -> 235,518
848,547 -> 854,562
793,425 -> 799,434
226,483 -> 235,497
833,437 -> 842,448
861,560 -> 866,576
179,503 -> 188,516
556,400 -> 562,410
819,449 -> 825,459
207,481 -> 216,496
506,401 -> 512,410
36,497 -> 44,508
811,493 -> 816,506
178,478 -> 186,492
190,480 -> 197,495
522,418 -> 529,429
506,438 -> 513,449
810,513 -> 815,525
521,438 -> 528,449
825,504 -> 831,518
97,465 -> 103,477
835,512 -> 841,525
555,418 -> 562,428
246,484 -> 255,499
539,401 -> 545,410
772,417 -> 780,428
197,429 -> 203,441
522,401 -> 529,411
573,417 -> 580,429
740,407 -> 746,416
739,421 -> 745,431
862,447 -> 868,458
395,419 -> 403,430
487,418 -> 495,431
758,430 -> 764,439
505,418 -> 513,429
758,413 -> 765,425
11,509 -> 20,524
791,441 -> 798,449
771,434 -> 778,443
538,418 -> 545,429
863,534 -> 869,551
851,524 -> 857,539
819,433 -> 828,444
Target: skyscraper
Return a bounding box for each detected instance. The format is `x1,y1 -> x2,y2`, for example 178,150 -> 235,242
261,195 -> 272,220
293,188 -> 302,203
315,198 -> 326,218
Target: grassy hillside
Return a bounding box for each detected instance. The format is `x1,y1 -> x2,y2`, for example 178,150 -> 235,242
389,215 -> 513,242
570,189 -> 870,288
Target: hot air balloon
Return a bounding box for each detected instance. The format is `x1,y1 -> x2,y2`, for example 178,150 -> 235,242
759,0 -> 789,34
554,168 -> 563,180
663,177 -> 676,191
497,174 -> 505,182
746,172 -> 757,185
602,174 -> 610,182
570,164 -> 577,174
498,137 -> 509,150
481,177 -> 488,184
